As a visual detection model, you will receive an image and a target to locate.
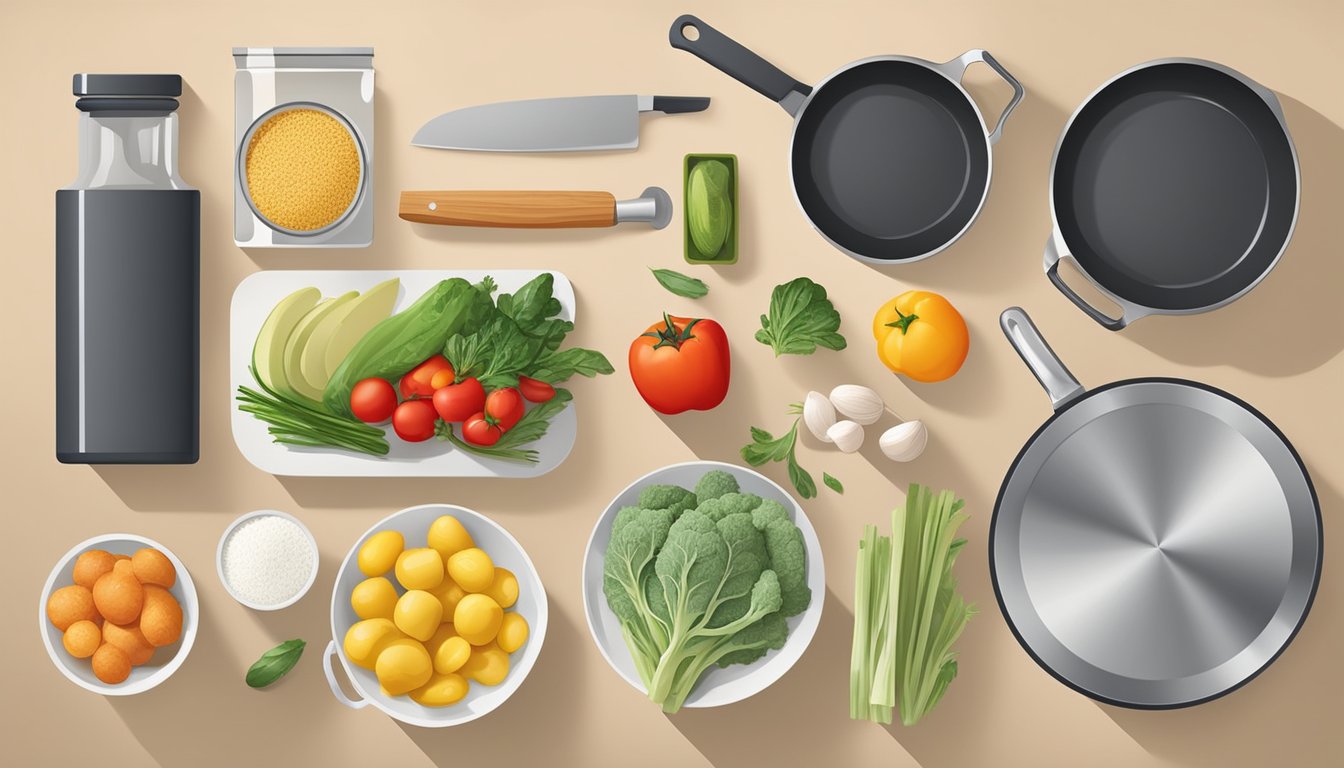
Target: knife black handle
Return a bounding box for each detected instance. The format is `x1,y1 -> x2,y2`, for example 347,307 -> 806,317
652,96 -> 711,114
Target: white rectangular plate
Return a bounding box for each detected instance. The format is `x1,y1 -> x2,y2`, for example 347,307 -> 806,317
230,270 -> 578,477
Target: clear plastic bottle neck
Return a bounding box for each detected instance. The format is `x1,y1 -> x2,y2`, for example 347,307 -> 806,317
68,111 -> 189,190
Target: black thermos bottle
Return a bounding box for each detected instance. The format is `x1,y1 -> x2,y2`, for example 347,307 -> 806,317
55,74 -> 200,463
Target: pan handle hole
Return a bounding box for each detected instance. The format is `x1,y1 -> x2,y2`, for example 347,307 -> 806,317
680,24 -> 700,41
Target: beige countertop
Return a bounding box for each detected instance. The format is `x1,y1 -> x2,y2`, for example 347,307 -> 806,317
3,0 -> 1339,765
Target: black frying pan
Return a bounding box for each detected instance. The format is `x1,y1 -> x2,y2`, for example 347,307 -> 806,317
1047,59 -> 1299,330
670,15 -> 1023,264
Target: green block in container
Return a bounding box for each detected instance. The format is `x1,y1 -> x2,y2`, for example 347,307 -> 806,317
683,154 -> 738,264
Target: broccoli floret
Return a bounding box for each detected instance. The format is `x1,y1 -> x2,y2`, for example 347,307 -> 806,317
639,484 -> 697,512
612,505 -> 646,536
695,492 -> 762,522
763,518 -> 811,617
751,499 -> 791,531
695,470 -> 740,504
716,611 -> 788,668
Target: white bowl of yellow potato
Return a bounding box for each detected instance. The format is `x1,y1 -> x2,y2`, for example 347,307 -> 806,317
324,503 -> 547,727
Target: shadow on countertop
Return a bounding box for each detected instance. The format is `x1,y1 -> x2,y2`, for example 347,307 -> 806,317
1114,95 -> 1344,376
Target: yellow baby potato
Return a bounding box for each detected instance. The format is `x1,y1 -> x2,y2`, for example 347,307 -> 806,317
375,639 -> 433,696
453,593 -> 503,646
358,530 -> 404,577
429,578 -> 468,618
496,612 -> 530,654
394,590 -> 444,642
410,672 -> 470,707
446,547 -> 495,593
343,618 -> 404,670
351,577 -> 399,621
427,515 -> 474,561
460,642 -> 510,686
482,568 -> 520,609
395,548 -> 445,591
423,623 -> 459,659
434,636 -> 472,675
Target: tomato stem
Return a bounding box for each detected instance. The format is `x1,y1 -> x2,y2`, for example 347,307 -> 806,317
884,307 -> 919,335
641,312 -> 701,351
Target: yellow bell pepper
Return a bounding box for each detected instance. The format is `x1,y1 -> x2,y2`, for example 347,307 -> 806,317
872,291 -> 969,382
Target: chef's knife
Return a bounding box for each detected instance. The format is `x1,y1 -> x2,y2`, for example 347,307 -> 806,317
399,188 -> 673,229
411,95 -> 710,152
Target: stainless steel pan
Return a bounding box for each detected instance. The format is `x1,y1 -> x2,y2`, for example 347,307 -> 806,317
991,308 -> 1321,708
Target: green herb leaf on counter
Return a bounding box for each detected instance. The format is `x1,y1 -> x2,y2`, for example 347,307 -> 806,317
824,473 -> 844,494
741,404 -> 819,500
246,639 -> 306,688
755,277 -> 847,356
651,268 -> 709,299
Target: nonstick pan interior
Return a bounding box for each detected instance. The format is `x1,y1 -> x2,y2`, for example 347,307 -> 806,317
793,59 -> 990,261
1053,62 -> 1297,311
992,378 -> 1321,708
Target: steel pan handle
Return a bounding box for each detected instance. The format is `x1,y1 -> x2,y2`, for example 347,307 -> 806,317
1044,235 -> 1150,331
1000,307 -> 1085,410
669,15 -> 813,116
940,49 -> 1024,145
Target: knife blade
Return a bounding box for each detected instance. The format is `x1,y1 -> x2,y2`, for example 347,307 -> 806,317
411,95 -> 710,152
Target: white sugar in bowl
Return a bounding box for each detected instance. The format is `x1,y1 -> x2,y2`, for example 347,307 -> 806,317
217,510 -> 319,611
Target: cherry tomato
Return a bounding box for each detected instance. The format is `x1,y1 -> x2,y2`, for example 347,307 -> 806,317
485,387 -> 526,431
629,313 -> 730,414
399,355 -> 454,400
349,378 -> 397,423
430,369 -> 454,390
392,399 -> 438,442
462,412 -> 503,446
517,375 -> 556,403
432,377 -> 486,423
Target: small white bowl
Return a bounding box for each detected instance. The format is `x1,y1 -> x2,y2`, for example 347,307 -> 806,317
324,503 -> 548,728
582,460 -> 826,708
216,509 -> 319,611
38,534 -> 200,695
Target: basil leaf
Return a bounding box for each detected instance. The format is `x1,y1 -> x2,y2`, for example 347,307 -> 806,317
246,639 -> 306,688
741,416 -> 816,500
498,273 -> 557,327
651,268 -> 709,299
755,277 -> 847,356
787,446 -> 817,499
528,348 -> 614,384
823,473 -> 844,494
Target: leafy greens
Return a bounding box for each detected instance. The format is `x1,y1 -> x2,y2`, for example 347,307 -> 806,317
755,277 -> 847,356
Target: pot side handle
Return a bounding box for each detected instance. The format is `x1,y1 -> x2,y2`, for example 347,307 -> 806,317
669,15 -> 813,116
1000,307 -> 1085,411
1044,235 -> 1150,331
323,640 -> 371,710
940,49 -> 1024,145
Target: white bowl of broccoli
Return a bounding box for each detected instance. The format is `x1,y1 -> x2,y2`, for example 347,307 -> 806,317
582,460 -> 825,712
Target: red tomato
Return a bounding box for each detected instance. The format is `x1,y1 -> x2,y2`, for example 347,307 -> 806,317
432,377 -> 486,423
392,399 -> 438,442
349,378 -> 397,423
485,387 -> 525,430
517,375 -> 556,403
399,355 -> 454,399
462,412 -> 502,446
629,314 -> 730,414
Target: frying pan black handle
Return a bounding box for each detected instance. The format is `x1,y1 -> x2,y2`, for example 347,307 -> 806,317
669,15 -> 812,116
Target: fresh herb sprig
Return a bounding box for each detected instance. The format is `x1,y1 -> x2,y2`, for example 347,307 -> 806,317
741,402 -> 822,499
651,268 -> 709,299
246,639 -> 306,688
238,371 -> 388,456
755,277 -> 847,356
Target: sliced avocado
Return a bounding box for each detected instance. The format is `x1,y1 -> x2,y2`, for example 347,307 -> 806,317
285,291 -> 359,401
299,278 -> 401,393
251,286 -> 321,395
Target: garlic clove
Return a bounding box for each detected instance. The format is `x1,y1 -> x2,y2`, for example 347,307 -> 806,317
826,420 -> 865,453
803,391 -> 837,442
879,420 -> 928,462
828,384 -> 884,426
